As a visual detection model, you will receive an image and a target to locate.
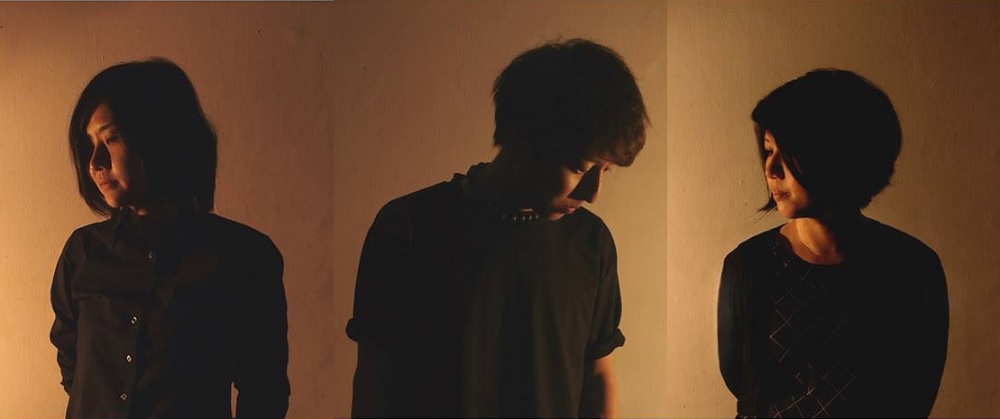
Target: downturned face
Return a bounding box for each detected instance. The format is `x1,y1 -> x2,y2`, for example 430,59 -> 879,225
524,152 -> 614,221
86,104 -> 148,209
762,131 -> 810,219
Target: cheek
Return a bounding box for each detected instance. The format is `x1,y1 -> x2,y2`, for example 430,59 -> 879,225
554,174 -> 579,199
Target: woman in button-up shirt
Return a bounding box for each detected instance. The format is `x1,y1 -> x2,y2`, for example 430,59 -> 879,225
50,58 -> 290,419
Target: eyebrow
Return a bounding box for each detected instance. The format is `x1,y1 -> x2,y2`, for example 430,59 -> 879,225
87,123 -> 115,138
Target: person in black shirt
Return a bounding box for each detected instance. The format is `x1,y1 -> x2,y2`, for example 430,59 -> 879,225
717,69 -> 949,417
50,58 -> 290,418
348,39 -> 649,418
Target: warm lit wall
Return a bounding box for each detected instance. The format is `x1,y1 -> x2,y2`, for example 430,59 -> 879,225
0,3 -> 338,417
0,2 -> 670,418
665,1 -> 1000,417
328,2 -> 669,418
1,2 -> 998,418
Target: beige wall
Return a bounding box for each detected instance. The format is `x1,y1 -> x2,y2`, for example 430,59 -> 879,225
328,2 -> 669,417
0,3 -> 338,417
666,1 -> 1000,417
1,1 -> 997,418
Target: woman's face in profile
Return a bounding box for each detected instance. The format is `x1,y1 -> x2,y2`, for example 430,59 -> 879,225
86,104 -> 147,209
762,131 -> 810,219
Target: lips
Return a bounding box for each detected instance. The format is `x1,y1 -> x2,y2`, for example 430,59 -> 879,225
95,178 -> 118,190
771,189 -> 789,201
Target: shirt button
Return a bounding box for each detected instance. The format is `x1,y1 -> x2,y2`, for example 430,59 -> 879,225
119,392 -> 128,401
129,316 -> 139,325
125,354 -> 133,364
147,251 -> 155,261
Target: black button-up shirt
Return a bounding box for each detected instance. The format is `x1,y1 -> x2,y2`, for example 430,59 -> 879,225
50,209 -> 290,418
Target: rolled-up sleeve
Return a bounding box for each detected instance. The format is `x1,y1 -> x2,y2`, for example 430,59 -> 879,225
347,202 -> 412,349
585,226 -> 625,360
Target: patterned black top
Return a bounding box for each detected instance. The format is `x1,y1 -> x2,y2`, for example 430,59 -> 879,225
718,218 -> 948,418
766,239 -> 860,417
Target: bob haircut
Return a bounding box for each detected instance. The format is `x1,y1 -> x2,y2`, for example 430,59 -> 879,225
69,58 -> 217,216
492,39 -> 649,167
752,69 -> 902,212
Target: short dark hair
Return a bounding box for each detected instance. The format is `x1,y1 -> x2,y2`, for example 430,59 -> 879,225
492,39 -> 649,166
69,58 -> 217,216
751,69 -> 901,212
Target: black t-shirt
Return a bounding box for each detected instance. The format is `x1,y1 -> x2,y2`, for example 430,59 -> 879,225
347,171 -> 625,417
50,209 -> 290,419
718,219 -> 948,418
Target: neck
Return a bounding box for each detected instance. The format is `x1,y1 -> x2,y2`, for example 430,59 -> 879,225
127,198 -> 181,222
475,148 -> 534,212
785,211 -> 864,264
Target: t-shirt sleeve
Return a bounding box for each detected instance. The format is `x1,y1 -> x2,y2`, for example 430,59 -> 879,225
585,226 -> 625,360
346,202 -> 412,349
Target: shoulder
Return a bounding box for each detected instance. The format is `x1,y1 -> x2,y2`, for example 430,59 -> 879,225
864,218 -> 938,257
61,218 -> 116,254
720,225 -> 783,284
861,218 -> 943,272
197,213 -> 281,260
69,218 -> 116,240
368,180 -> 463,236
378,181 -> 460,217
563,207 -> 615,246
726,225 -> 782,261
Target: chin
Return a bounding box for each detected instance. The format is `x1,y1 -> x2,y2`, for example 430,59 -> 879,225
102,195 -> 124,209
775,204 -> 799,219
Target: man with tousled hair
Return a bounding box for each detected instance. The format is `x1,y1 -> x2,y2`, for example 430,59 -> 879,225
347,39 -> 649,417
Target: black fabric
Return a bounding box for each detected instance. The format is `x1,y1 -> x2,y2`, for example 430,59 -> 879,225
347,170 -> 625,417
718,219 -> 949,418
50,209 -> 290,419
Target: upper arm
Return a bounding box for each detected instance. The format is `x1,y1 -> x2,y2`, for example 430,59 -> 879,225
348,203 -> 412,415
348,203 -> 411,348
234,234 -> 290,418
586,226 -> 625,360
49,233 -> 80,393
894,249 -> 949,416
718,250 -> 745,398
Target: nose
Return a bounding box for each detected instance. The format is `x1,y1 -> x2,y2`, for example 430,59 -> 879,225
572,168 -> 602,204
90,142 -> 110,172
765,152 -> 785,180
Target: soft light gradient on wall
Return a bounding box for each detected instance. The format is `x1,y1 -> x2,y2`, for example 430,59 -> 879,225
0,3 -> 336,417
329,2 -> 668,417
1,1 -> 998,418
666,1 -> 1000,417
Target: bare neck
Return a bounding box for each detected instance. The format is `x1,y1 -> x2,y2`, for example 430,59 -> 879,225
781,212 -> 864,265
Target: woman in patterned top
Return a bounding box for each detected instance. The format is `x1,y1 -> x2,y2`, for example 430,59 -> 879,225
717,69 -> 949,418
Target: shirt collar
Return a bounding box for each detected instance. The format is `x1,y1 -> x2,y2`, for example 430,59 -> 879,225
109,206 -> 200,249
